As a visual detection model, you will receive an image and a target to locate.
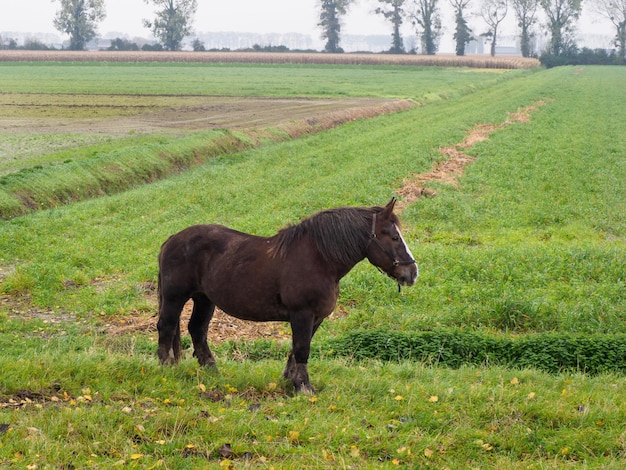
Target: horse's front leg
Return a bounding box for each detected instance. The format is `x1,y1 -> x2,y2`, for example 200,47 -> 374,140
189,295 -> 217,368
284,315 -> 320,394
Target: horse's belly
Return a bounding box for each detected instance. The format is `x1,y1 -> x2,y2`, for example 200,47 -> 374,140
210,290 -> 290,323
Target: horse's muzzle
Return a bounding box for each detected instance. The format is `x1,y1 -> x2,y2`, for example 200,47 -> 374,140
395,263 -> 418,287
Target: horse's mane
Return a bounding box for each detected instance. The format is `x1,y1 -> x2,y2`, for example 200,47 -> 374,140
271,205 -> 397,265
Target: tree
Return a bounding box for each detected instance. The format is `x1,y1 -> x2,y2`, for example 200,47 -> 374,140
192,38 -> 206,51
53,0 -> 106,50
375,0 -> 407,53
511,0 -> 539,57
410,0 -> 442,54
539,0 -> 583,56
480,0 -> 508,56
318,0 -> 355,52
591,0 -> 626,63
108,38 -> 140,51
450,0 -> 474,55
143,0 -> 198,51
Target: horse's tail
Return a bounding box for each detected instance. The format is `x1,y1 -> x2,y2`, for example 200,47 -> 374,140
156,249 -> 182,363
156,267 -> 162,317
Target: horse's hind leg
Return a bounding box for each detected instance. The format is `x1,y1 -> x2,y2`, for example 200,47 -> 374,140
157,296 -> 187,365
188,295 -> 217,367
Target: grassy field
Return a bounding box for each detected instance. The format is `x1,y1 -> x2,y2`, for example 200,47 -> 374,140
0,61 -> 526,218
0,62 -> 625,468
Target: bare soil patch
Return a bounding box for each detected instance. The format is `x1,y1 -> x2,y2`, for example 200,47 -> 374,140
106,302 -> 292,343
0,95 -> 411,136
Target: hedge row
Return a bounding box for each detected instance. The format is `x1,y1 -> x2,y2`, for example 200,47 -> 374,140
321,329 -> 626,374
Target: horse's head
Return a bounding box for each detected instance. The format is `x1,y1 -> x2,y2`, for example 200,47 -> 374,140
366,198 -> 418,288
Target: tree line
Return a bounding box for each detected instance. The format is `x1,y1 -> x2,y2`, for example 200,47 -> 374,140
4,0 -> 625,62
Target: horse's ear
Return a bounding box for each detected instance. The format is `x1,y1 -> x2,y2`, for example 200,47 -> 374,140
382,197 -> 397,219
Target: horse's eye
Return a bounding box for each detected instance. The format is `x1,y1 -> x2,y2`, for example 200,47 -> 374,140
392,236 -> 399,241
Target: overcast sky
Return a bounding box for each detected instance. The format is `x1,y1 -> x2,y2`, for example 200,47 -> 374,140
1,0 -> 613,48
3,0 -> 392,36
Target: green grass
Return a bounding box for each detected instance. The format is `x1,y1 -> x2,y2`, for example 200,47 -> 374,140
0,62 -> 518,99
2,326 -> 626,468
0,63 -> 528,217
0,64 -> 625,467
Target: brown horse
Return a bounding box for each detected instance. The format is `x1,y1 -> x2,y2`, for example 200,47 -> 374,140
156,198 -> 417,393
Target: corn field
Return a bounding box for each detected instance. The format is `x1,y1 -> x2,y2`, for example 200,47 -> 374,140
0,50 -> 540,69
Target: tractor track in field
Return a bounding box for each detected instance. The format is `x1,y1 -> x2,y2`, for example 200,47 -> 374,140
395,100 -> 549,211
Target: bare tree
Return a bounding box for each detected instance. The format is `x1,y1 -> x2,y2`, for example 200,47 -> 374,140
375,0 -> 407,53
591,0 -> 626,62
409,0 -> 442,54
539,0 -> 583,55
318,0 -> 355,53
53,0 -> 106,50
511,0 -> 539,56
480,0 -> 508,56
143,0 -> 198,51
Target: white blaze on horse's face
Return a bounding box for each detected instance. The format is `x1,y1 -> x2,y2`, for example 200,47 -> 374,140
395,223 -> 418,285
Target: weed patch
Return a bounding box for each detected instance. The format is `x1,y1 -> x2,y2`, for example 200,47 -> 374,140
323,329 -> 626,374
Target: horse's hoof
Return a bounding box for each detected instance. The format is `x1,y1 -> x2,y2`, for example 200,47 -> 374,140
197,358 -> 217,368
295,383 -> 316,395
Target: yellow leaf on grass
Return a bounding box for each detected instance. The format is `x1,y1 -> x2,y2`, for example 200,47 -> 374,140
288,430 -> 300,443
350,445 -> 360,458
424,448 -> 434,458
429,395 -> 439,403
394,395 -> 404,401
510,377 -> 519,385
527,392 -> 537,400
130,453 -> 142,460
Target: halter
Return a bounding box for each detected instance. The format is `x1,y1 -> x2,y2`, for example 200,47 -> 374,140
367,213 -> 416,291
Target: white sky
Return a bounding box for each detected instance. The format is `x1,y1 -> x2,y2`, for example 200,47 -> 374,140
2,0 -> 390,36
1,0 -> 614,48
